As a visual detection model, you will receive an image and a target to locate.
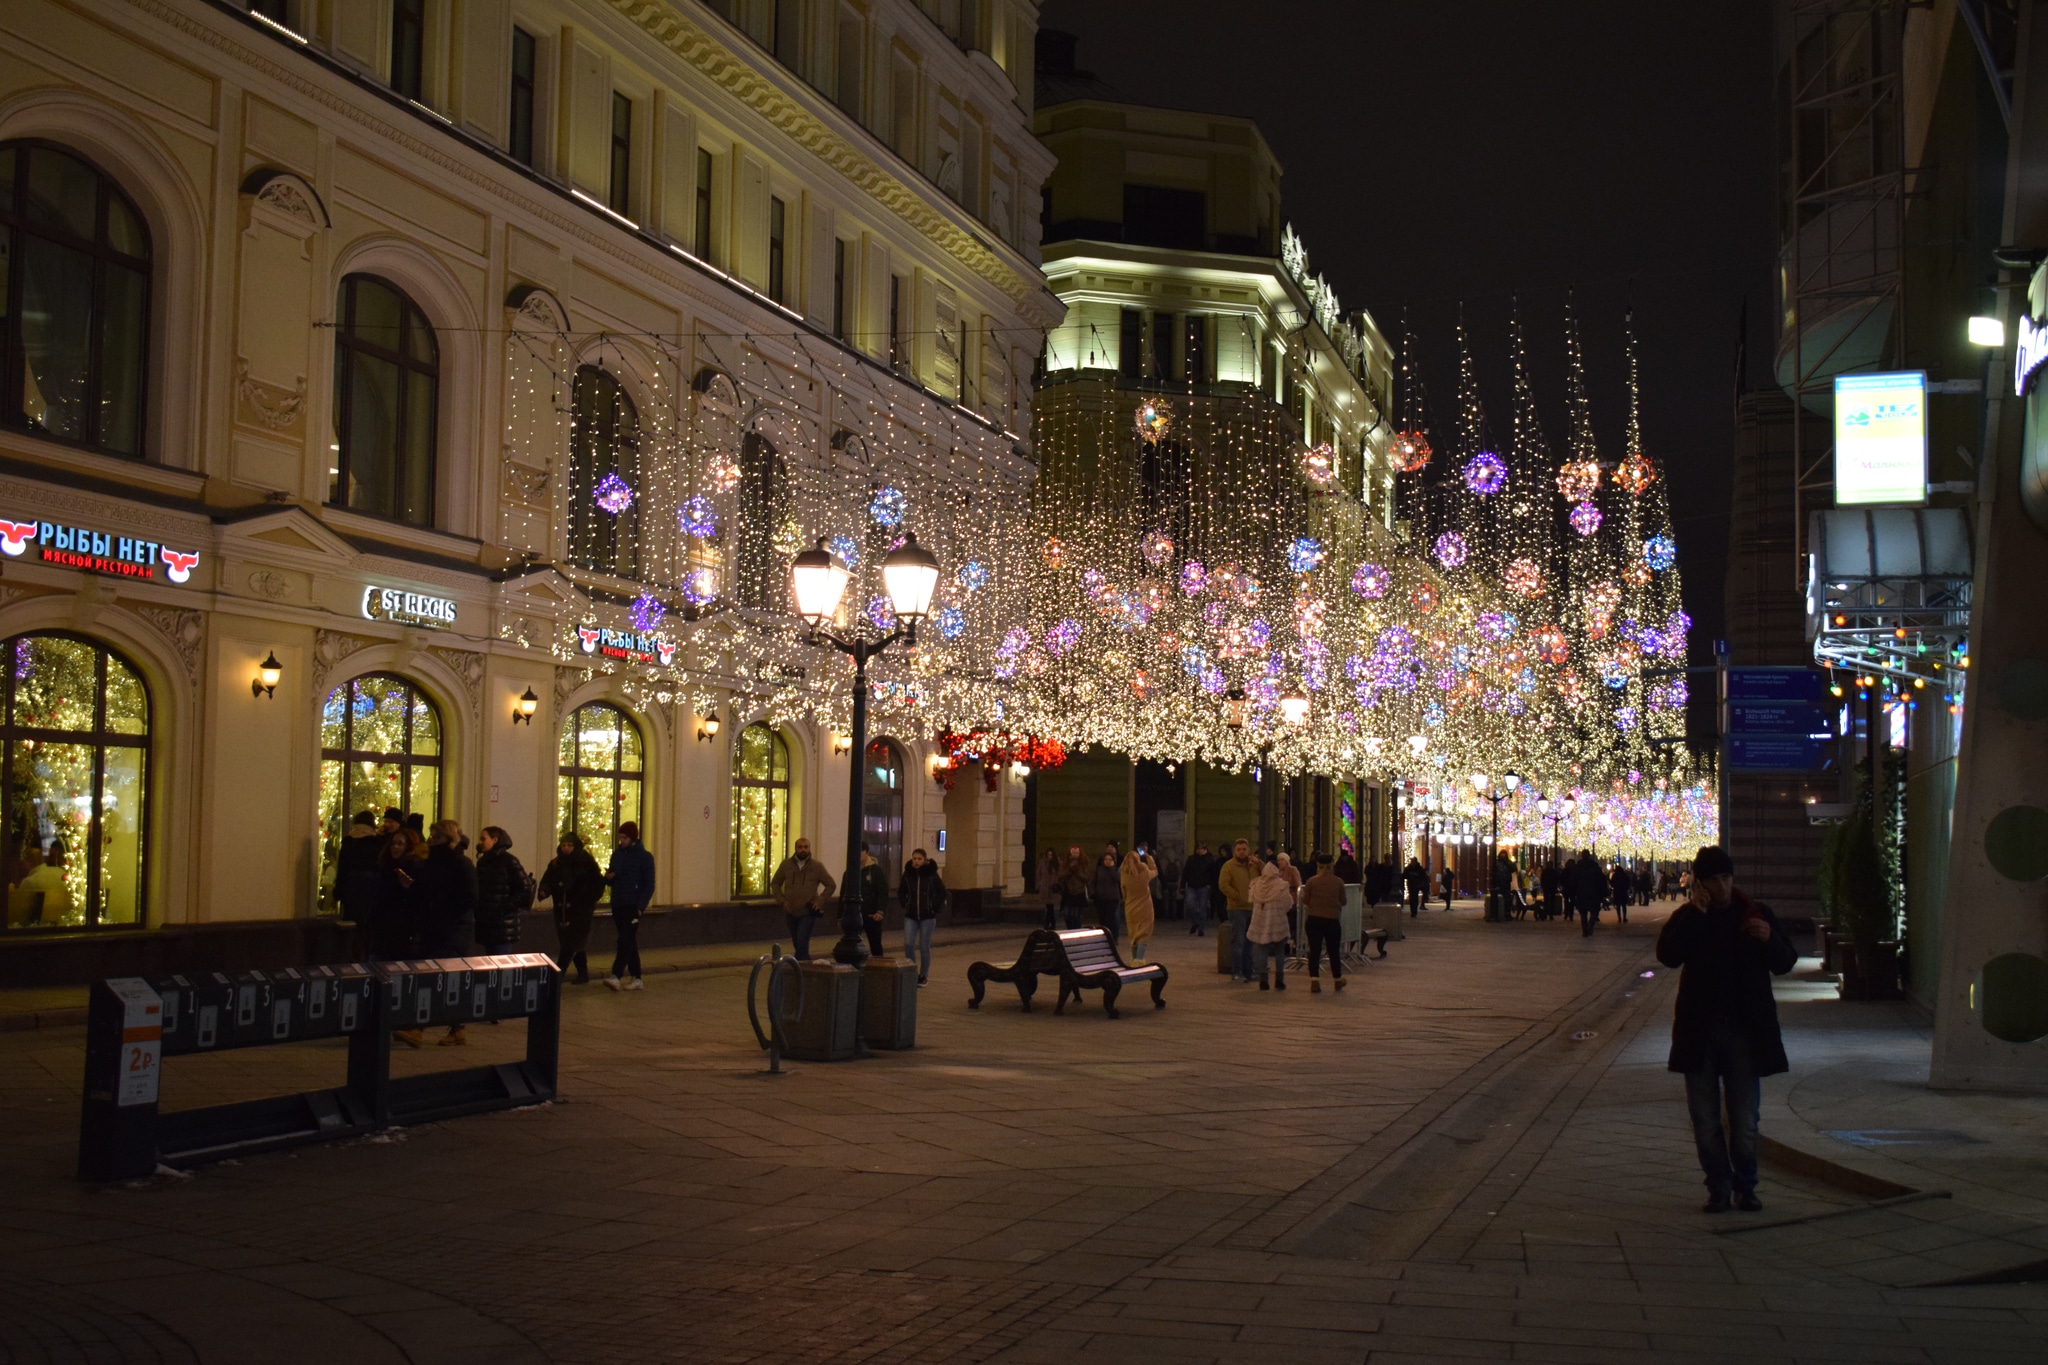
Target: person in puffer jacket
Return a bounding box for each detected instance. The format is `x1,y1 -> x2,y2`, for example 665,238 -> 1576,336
473,826 -> 530,952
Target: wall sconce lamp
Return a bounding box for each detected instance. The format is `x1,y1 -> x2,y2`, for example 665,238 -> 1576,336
697,713 -> 722,743
831,731 -> 853,757
252,651 -> 283,700
512,686 -> 539,725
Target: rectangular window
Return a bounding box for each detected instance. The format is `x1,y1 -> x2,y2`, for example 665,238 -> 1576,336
1151,312 -> 1175,381
608,93 -> 633,217
774,0 -> 803,69
1123,184 -> 1207,251
832,238 -> 848,341
767,195 -> 786,303
891,56 -> 917,159
509,27 -> 537,166
694,148 -> 714,260
251,0 -> 290,21
835,8 -> 863,117
1119,308 -> 1142,380
889,275 -> 905,370
390,0 -> 425,100
1184,314 -> 1208,385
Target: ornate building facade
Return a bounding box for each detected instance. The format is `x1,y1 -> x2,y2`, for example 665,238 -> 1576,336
0,0 -> 1057,967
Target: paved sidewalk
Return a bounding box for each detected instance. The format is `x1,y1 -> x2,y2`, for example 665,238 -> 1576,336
1,903 -> 2043,1363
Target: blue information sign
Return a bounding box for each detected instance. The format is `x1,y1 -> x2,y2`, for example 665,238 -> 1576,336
1726,668 -> 1826,703
1729,735 -> 1833,771
1728,701 -> 1835,737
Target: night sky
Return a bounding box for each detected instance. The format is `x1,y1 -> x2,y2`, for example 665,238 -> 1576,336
1036,0 -> 1779,739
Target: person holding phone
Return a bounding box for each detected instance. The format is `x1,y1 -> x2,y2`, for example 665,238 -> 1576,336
1655,845 -> 1797,1214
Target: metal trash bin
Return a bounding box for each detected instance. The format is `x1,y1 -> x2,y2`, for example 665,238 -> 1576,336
861,957 -> 918,1050
777,960 -> 861,1061
1216,918 -> 1235,974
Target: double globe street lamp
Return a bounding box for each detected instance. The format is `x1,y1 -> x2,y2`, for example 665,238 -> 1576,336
790,531 -> 941,966
1470,771 -> 1520,921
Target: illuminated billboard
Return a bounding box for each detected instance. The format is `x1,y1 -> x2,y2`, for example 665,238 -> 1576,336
1834,371 -> 1927,506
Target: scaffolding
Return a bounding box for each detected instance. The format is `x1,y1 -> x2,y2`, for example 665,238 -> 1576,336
1781,0 -> 1907,583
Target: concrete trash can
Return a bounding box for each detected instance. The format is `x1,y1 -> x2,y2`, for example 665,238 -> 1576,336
861,957 -> 918,1050
1216,918 -> 1235,973
777,960 -> 861,1061
1371,900 -> 1405,943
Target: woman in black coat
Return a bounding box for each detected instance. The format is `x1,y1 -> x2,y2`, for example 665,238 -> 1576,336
1090,851 -> 1123,944
539,832 -> 604,984
898,849 -> 947,985
473,826 -> 531,952
373,827 -> 427,962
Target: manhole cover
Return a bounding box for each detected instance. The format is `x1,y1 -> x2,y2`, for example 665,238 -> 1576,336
1568,1029 -> 1599,1041
1822,1129 -> 1984,1147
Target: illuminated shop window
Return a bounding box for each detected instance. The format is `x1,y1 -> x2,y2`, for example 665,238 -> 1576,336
730,723 -> 790,898
2,633 -> 149,930
557,702 -> 643,899
317,673 -> 440,911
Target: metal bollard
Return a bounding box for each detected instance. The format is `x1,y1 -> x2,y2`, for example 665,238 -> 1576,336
745,945 -> 798,1075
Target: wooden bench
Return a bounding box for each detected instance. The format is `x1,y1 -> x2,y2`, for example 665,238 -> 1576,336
967,928 -> 1168,1019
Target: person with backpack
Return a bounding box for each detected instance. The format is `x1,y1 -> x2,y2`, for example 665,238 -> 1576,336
539,832 -> 604,984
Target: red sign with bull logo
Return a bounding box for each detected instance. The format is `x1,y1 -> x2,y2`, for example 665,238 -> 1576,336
0,519 -> 201,584
575,624 -> 677,668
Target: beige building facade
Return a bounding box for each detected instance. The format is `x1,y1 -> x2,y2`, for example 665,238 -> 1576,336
0,0 -> 1058,969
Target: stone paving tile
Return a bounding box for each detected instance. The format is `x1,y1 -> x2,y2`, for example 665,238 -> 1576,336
5,908 -> 2047,1363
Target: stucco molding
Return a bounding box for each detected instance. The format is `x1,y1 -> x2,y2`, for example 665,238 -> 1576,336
127,602 -> 204,690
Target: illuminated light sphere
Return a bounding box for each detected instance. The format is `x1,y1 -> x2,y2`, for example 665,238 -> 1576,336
1644,534 -> 1677,571
1615,451 -> 1658,495
1179,560 -> 1209,595
867,596 -> 896,630
593,473 -> 636,515
1557,459 -> 1600,501
998,627 -> 1029,655
1410,582 -> 1439,614
1042,537 -> 1066,568
1247,618 -> 1272,648
1434,532 -> 1468,569
1201,599 -> 1227,627
1570,501 -> 1603,537
1141,528 -> 1175,568
1624,562 -> 1652,586
1589,579 -> 1622,613
1045,619 -> 1082,654
956,560 -> 989,593
1392,430 -> 1432,472
1134,398 -> 1172,443
773,519 -> 805,556
1303,443 -> 1338,488
1288,537 -> 1326,574
1476,611 -> 1518,643
1181,644 -> 1208,677
1199,664 -> 1226,694
678,495 -> 718,538
1534,624 -> 1570,665
704,452 -> 741,492
1351,562 -> 1391,598
1502,558 -> 1541,598
629,594 -> 665,632
824,533 -> 859,566
868,485 -> 907,527
935,607 -> 966,640
1295,596 -> 1327,633
1615,706 -> 1639,732
683,567 -> 719,606
1463,450 -> 1508,495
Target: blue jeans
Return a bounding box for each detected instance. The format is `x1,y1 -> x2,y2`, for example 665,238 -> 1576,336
1227,909 -> 1253,978
1185,886 -> 1211,929
903,916 -> 935,978
1685,1022 -> 1762,1194
785,911 -> 818,961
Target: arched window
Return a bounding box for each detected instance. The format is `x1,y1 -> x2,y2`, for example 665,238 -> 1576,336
734,430 -> 790,609
557,702 -> 643,868
1,633 -> 149,930
318,674 -> 439,911
0,142 -> 151,457
863,739 -> 905,891
331,274 -> 438,526
730,723 -> 791,898
568,366 -> 640,578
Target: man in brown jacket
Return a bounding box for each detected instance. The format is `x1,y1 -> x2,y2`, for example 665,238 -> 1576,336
770,837 -> 837,960
1217,839 -> 1256,983
1301,853 -> 1347,993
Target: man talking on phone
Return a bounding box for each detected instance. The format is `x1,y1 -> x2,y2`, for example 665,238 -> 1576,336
1655,845 -> 1797,1213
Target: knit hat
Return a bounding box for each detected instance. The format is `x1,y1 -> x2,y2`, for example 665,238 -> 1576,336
383,807 -> 404,825
1693,845 -> 1735,879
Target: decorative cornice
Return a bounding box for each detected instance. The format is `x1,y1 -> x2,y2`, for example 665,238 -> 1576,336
605,0 -> 1039,309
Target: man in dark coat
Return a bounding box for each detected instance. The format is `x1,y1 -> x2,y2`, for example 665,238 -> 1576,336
539,832 -> 604,983
334,810 -> 385,943
1180,842 -> 1216,935
1538,859 -> 1562,921
1611,863 -> 1634,924
1402,858 -> 1427,918
604,821 -> 657,988
1655,845 -> 1797,1214
1567,851 -> 1609,936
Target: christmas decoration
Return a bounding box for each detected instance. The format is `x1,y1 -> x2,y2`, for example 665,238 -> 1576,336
593,473 -> 635,515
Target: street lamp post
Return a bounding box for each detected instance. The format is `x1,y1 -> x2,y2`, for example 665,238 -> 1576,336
791,532 -> 941,966
1471,771 -> 1520,921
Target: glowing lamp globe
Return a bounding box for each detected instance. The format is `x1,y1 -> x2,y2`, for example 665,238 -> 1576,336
1280,692 -> 1311,727
1503,771 -> 1521,794
791,539 -> 850,625
880,532 -> 940,623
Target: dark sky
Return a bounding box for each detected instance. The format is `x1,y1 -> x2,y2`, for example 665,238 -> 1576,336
1037,0 -> 1779,733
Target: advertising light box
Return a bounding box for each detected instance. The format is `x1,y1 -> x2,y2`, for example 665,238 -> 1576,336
1834,371 -> 1927,507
